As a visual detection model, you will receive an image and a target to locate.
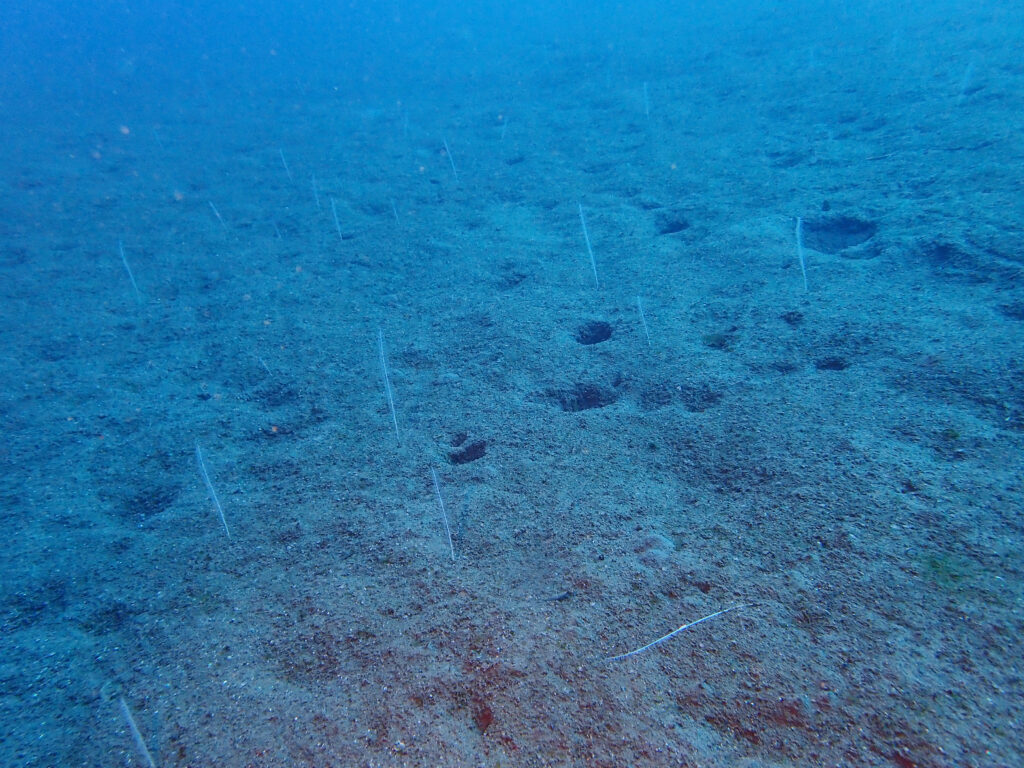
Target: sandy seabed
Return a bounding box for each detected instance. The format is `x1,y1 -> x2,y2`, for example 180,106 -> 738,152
1,5 -> 1023,767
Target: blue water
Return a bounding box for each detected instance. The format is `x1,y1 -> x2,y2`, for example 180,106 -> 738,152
2,2 -> 1022,766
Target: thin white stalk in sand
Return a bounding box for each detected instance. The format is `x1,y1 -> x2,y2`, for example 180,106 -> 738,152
378,330 -> 400,446
208,201 -> 227,230
430,467 -> 456,561
279,148 -> 292,181
796,216 -> 808,291
605,604 -> 748,661
578,203 -> 599,289
195,441 -> 230,538
119,697 -> 157,768
330,198 -> 344,242
443,137 -> 458,181
311,174 -> 321,210
118,240 -> 141,302
637,295 -> 651,347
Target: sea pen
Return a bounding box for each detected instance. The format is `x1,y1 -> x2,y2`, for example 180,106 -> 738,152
279,148 -> 292,181
378,330 -> 400,446
442,137 -> 458,181
605,604 -> 748,661
330,198 -> 344,242
578,203 -> 599,288
208,201 -> 227,231
119,697 -> 157,768
636,295 -> 651,347
311,173 -> 321,210
195,441 -> 230,538
796,216 -> 808,291
430,467 -> 456,561
118,240 -> 141,302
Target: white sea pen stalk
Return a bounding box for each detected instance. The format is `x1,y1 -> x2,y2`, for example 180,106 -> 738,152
637,295 -> 651,347
118,240 -> 141,302
378,330 -> 400,445
431,467 -> 456,561
119,697 -> 157,768
606,604 -> 749,661
578,203 -> 599,288
195,441 -> 230,538
796,216 -> 808,291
